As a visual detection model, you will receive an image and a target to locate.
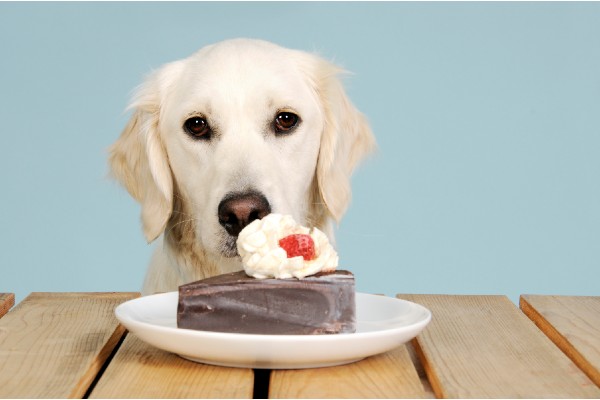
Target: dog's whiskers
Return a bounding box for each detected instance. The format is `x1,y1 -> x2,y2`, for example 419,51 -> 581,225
170,209 -> 194,217
165,217 -> 197,239
172,192 -> 207,213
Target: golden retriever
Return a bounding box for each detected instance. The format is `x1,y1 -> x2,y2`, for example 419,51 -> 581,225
109,39 -> 375,295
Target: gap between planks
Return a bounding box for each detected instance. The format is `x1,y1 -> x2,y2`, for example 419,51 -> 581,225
83,329 -> 129,398
88,333 -> 255,398
398,294 -> 600,398
0,292 -> 138,398
520,295 -> 600,388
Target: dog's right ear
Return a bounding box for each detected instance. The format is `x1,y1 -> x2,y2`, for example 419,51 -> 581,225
312,59 -> 377,223
108,61 -> 183,243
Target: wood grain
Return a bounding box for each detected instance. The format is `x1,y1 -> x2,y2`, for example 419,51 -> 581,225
89,333 -> 254,398
269,345 -> 427,398
521,295 -> 600,387
0,292 -> 138,398
398,294 -> 600,398
0,293 -> 15,318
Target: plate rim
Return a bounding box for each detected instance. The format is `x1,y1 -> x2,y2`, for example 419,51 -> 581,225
115,291 -> 432,368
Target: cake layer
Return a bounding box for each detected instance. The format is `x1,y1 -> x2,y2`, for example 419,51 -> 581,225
177,270 -> 355,334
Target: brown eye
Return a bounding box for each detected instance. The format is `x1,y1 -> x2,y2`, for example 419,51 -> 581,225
184,117 -> 211,139
274,112 -> 299,133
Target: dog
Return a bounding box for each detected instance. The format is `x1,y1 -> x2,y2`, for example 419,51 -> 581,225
109,39 -> 375,295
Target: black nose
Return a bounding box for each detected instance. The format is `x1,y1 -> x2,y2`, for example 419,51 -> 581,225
218,191 -> 271,237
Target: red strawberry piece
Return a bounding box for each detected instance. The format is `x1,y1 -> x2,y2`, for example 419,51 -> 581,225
278,234 -> 316,261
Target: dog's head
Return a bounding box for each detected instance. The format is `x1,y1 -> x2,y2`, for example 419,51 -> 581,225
109,39 -> 375,259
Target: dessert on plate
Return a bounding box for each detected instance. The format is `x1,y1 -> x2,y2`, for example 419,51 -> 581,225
177,214 -> 356,334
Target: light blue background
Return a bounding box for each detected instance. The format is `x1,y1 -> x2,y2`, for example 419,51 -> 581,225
1,2 -> 599,304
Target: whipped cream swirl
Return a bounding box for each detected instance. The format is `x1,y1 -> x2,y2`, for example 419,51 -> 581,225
236,214 -> 338,279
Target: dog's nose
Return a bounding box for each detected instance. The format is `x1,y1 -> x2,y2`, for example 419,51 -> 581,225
218,191 -> 271,237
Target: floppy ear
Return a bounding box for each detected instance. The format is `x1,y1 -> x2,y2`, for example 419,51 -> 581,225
108,62 -> 182,242
314,61 -> 376,222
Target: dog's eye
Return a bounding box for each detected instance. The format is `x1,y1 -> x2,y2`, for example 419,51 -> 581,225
184,117 -> 211,139
274,112 -> 299,134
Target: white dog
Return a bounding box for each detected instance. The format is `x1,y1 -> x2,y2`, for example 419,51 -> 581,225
109,39 -> 375,295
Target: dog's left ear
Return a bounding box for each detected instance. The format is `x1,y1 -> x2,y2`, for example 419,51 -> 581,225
108,61 -> 183,242
312,59 -> 377,222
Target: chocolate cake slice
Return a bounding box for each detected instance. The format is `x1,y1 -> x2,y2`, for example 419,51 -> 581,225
177,270 -> 355,335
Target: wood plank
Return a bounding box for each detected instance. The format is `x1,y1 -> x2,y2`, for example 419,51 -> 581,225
269,345 -> 427,398
397,294 -> 600,398
0,293 -> 15,318
521,295 -> 600,387
89,333 -> 254,398
0,292 -> 138,398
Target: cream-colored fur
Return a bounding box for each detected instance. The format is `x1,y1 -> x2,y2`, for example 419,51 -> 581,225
109,39 -> 375,295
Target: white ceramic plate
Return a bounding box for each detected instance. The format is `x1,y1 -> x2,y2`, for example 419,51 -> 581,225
115,292 -> 431,369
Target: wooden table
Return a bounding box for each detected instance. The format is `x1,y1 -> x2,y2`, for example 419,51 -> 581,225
0,292 -> 598,398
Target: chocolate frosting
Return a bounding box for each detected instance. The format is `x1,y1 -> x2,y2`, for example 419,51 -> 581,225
177,270 -> 356,335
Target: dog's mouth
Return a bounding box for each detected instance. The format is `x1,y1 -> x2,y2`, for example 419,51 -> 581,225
220,234 -> 240,258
